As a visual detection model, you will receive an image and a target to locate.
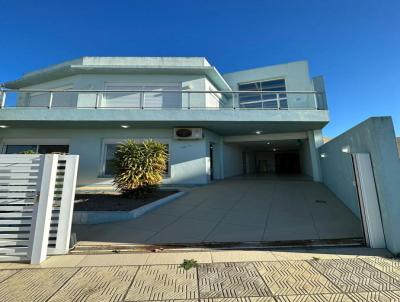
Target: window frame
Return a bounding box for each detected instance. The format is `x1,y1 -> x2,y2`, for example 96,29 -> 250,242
238,77 -> 287,109
1,139 -> 71,154
99,138 -> 171,178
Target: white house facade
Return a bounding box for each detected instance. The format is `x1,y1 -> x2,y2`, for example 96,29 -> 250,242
0,57 -> 329,187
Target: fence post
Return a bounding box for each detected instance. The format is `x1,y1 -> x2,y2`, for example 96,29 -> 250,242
54,155 -> 79,254
30,154 -> 58,264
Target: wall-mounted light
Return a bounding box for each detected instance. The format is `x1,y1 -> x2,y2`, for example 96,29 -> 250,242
320,153 -> 327,158
341,145 -> 351,153
272,148 -> 278,152
255,130 -> 262,135
121,125 -> 130,129
266,141 -> 271,144
0,125 -> 8,129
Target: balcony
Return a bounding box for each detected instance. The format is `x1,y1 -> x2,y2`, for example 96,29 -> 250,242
0,89 -> 327,110
0,89 -> 329,134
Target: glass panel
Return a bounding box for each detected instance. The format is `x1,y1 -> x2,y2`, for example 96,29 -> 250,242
5,145 -> 37,154
38,145 -> 69,154
144,86 -> 181,108
104,85 -> 142,108
104,144 -> 118,176
26,92 -> 49,107
52,92 -> 78,107
239,79 -> 286,108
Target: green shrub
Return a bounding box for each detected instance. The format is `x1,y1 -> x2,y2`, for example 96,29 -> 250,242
19,150 -> 37,154
112,139 -> 168,198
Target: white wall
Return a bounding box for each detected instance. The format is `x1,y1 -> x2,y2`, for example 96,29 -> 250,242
0,127 -> 210,186
17,73 -> 217,109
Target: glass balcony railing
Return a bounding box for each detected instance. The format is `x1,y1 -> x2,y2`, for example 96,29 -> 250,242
0,89 -> 326,110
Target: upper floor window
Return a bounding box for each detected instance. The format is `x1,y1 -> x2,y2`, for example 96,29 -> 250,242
238,79 -> 287,109
103,83 -> 181,108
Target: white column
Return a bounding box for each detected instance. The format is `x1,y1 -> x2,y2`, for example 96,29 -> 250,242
30,154 -> 58,264
308,130 -> 323,182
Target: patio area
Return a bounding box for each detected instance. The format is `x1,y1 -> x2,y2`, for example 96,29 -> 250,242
72,177 -> 364,245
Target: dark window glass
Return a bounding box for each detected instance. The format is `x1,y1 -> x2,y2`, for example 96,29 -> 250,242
38,145 -> 69,154
104,144 -> 118,176
5,145 -> 37,154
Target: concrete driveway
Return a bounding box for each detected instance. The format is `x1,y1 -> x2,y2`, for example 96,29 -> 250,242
73,177 -> 364,245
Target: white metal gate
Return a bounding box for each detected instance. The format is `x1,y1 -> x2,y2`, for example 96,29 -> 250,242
0,154 -> 79,264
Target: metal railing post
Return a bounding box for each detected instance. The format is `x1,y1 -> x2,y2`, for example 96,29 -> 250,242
313,92 -> 319,109
261,92 -> 264,109
276,93 -> 280,110
95,93 -> 100,109
232,93 -> 236,109
188,92 -> 191,109
48,92 -> 53,109
0,91 -> 6,108
140,92 -> 144,109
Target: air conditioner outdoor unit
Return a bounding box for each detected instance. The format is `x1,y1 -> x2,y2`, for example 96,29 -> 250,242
174,128 -> 203,140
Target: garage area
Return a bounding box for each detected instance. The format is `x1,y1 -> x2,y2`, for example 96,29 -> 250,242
222,137 -> 316,180
73,176 -> 364,246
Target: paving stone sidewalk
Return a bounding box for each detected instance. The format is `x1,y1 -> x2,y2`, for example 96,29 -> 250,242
0,248 -> 399,302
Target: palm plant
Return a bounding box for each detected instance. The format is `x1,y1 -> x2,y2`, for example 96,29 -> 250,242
112,139 -> 168,198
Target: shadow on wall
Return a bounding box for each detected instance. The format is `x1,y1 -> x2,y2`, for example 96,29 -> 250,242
318,116 -> 400,254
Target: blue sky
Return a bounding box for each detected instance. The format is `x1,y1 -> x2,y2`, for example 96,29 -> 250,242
1,0 -> 399,137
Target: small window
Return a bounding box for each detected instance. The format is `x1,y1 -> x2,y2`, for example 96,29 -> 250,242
5,144 -> 69,154
38,145 -> 69,154
102,143 -> 170,177
238,79 -> 287,109
5,145 -> 37,154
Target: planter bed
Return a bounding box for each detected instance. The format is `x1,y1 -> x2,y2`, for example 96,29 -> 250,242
73,190 -> 185,224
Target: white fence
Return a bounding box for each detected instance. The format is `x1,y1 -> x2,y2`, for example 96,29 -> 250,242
0,154 -> 79,264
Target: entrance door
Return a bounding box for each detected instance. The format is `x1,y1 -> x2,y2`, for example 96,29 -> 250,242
209,143 -> 214,181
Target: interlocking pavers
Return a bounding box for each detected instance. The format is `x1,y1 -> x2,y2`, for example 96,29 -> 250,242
0,269 -> 17,283
347,290 -> 400,301
201,298 -> 275,302
309,258 -> 400,293
361,257 -> 400,281
125,265 -> 198,301
254,261 -> 340,296
275,293 -> 353,301
0,268 -> 78,302
198,262 -> 271,298
48,266 -> 138,302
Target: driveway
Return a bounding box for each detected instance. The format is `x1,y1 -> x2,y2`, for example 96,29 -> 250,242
73,177 -> 363,245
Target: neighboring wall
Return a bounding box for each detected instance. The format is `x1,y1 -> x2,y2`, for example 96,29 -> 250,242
0,127 -> 210,186
319,117 -> 400,254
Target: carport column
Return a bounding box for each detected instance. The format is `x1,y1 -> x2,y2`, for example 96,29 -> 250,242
308,130 -> 323,182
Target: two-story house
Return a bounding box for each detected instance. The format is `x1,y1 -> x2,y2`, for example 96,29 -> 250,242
0,57 -> 329,187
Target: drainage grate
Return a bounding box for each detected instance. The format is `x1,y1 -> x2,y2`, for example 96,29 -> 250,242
315,200 -> 327,204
